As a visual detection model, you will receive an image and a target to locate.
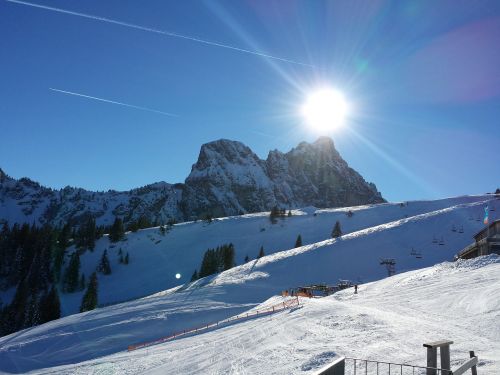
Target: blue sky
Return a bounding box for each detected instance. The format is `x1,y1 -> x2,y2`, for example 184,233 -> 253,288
1,0 -> 499,202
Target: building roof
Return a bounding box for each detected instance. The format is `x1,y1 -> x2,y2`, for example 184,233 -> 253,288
473,219 -> 500,239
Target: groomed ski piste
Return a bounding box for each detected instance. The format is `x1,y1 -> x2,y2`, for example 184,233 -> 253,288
0,195 -> 498,374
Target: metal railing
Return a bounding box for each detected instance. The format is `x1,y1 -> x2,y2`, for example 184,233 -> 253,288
344,358 -> 453,375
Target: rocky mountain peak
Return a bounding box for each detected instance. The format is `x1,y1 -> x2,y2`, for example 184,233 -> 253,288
0,138 -> 384,226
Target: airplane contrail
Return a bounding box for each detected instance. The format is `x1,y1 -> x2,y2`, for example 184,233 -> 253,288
49,88 -> 178,117
7,0 -> 313,67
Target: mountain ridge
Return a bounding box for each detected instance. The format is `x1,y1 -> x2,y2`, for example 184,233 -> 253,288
0,137 -> 384,227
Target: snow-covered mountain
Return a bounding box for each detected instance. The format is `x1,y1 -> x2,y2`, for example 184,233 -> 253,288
0,137 -> 384,227
183,137 -> 383,219
1,194 -> 494,318
0,196 -> 500,375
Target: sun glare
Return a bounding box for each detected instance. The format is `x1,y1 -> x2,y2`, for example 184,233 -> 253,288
302,88 -> 349,133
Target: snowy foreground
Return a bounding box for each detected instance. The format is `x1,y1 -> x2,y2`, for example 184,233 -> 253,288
0,195 -> 498,374
2,256 -> 499,374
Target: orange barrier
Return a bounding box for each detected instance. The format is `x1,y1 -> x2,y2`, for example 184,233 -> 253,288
127,296 -> 300,351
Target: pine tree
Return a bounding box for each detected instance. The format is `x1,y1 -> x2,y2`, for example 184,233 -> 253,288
58,222 -> 72,249
39,286 -> 61,323
98,249 -> 112,275
80,272 -> 98,312
124,252 -> 129,265
288,210 -> 292,217
159,225 -> 166,236
332,221 -> 342,238
269,206 -> 279,224
221,243 -> 235,271
244,255 -> 249,263
63,252 -> 80,293
295,234 -> 302,248
190,269 -> 198,281
199,249 -> 216,277
258,246 -> 265,258
109,217 -> 125,243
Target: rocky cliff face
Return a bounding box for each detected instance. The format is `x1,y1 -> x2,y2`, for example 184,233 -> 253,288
0,137 -> 384,226
180,137 -> 384,219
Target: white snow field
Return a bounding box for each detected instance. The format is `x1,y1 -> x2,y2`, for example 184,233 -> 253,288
33,195 -> 497,316
0,195 -> 498,374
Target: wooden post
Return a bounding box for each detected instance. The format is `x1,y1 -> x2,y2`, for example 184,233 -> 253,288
440,345 -> 451,372
423,340 -> 453,375
426,347 -> 437,375
470,351 -> 477,375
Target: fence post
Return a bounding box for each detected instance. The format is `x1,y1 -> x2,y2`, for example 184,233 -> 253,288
424,340 -> 453,375
426,347 -> 437,375
440,344 -> 451,373
470,351 -> 477,375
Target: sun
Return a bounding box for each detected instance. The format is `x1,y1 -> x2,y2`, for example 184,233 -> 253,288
302,88 -> 349,133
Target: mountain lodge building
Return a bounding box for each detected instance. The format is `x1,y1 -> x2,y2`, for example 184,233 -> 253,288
456,219 -> 500,259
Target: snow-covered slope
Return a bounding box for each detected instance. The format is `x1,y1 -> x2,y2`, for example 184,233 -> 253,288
1,256 -> 498,374
0,195 -> 498,374
19,194 -> 494,317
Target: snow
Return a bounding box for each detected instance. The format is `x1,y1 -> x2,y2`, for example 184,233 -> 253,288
0,195 -> 498,374
2,256 -> 498,374
51,194 -> 493,314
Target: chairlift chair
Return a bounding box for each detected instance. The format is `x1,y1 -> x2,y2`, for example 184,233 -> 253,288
439,237 -> 445,246
459,225 -> 464,234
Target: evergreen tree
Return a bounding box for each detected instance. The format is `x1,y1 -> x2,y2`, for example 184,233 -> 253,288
295,234 -> 302,248
258,246 -> 265,258
190,269 -> 198,282
159,225 -> 166,236
332,221 -> 342,238
58,222 -> 72,249
199,249 -> 216,277
124,252 -> 129,265
80,272 -> 98,312
288,210 -> 292,217
269,206 -> 279,224
52,245 -> 65,282
109,217 -> 125,243
98,249 -> 112,275
75,216 -> 97,250
221,243 -> 235,271
244,255 -> 249,263
63,252 -> 80,293
39,286 -> 61,323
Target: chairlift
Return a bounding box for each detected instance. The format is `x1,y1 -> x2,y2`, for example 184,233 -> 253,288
416,252 -> 422,259
410,247 -> 417,256
458,225 -> 464,234
432,235 -> 438,244
468,215 -> 473,221
491,206 -> 496,212
451,224 -> 456,232
439,237 -> 445,246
